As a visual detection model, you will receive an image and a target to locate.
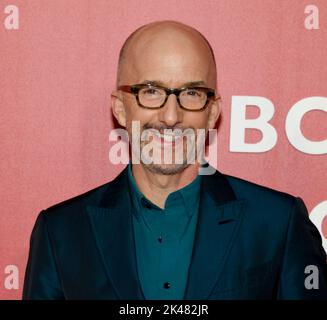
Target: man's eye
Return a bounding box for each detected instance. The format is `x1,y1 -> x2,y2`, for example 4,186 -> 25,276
142,88 -> 161,95
186,89 -> 201,97
144,89 -> 157,94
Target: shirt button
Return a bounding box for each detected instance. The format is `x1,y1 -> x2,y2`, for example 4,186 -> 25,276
163,282 -> 171,289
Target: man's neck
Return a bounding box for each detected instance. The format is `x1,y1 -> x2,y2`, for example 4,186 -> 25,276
132,164 -> 199,209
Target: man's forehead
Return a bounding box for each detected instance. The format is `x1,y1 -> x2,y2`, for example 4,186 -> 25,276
122,55 -> 215,88
123,63 -> 213,87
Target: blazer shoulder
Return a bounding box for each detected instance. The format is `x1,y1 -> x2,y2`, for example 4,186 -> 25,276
45,182 -> 109,212
222,172 -> 302,221
224,173 -> 298,202
42,168 -> 128,222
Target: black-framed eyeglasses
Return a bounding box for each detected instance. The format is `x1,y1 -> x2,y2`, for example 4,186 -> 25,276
118,83 -> 217,111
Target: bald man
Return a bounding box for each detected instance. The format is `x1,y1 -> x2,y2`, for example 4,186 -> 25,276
23,21 -> 327,300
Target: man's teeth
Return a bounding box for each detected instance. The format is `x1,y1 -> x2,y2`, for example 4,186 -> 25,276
160,134 -> 175,142
153,132 -> 182,142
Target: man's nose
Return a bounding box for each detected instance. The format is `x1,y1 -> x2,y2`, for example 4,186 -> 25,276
159,94 -> 183,127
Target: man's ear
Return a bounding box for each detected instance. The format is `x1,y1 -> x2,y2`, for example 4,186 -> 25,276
207,97 -> 221,129
111,90 -> 127,127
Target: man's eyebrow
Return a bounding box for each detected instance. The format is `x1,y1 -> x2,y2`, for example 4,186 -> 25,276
140,80 -> 208,87
183,81 -> 207,87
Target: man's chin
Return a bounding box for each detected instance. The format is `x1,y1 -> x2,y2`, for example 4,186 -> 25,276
142,162 -> 190,175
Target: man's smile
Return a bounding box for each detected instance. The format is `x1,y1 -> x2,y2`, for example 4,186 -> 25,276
144,129 -> 187,148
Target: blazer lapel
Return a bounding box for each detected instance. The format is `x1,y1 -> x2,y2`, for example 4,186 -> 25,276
184,170 -> 246,299
86,168 -> 145,300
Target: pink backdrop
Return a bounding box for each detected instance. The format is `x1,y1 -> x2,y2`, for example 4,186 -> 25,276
0,0 -> 326,299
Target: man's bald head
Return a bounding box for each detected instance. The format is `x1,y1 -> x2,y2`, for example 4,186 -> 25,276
116,20 -> 217,88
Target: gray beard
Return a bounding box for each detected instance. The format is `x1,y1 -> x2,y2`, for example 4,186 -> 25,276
142,162 -> 190,175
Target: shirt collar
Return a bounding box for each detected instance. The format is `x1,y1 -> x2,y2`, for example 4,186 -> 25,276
127,163 -> 201,221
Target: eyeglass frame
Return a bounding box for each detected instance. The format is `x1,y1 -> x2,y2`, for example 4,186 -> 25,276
118,83 -> 218,111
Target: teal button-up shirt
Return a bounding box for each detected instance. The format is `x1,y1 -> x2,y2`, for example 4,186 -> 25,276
127,165 -> 201,300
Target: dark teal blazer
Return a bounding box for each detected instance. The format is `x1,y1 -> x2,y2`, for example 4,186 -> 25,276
23,166 -> 327,299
